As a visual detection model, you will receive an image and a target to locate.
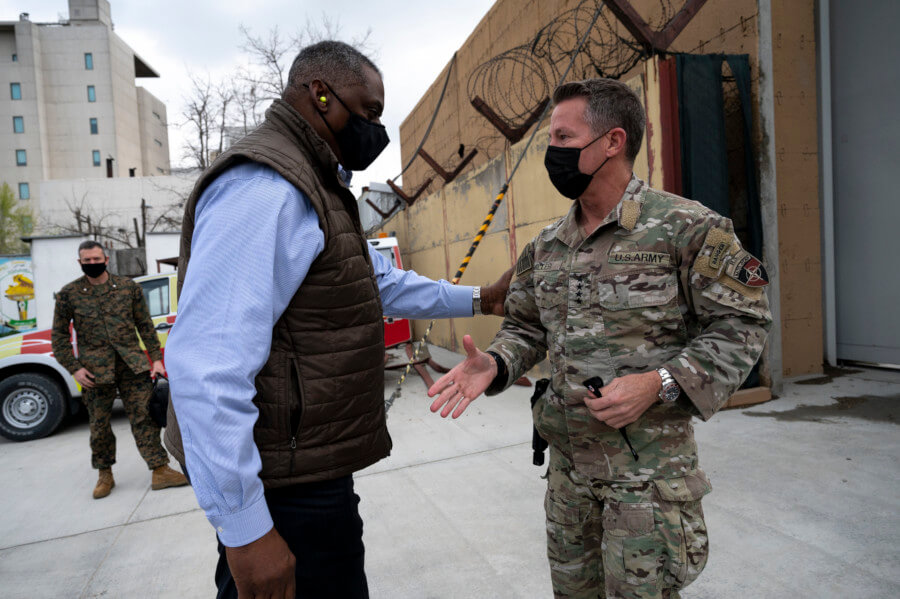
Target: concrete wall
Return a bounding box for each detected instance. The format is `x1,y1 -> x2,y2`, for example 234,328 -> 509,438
29,235 -> 88,329
136,87 -> 169,176
0,21 -> 48,205
392,0 -> 822,378
145,231 -> 180,273
108,29 -> 142,178
38,21 -> 116,179
36,173 -> 194,245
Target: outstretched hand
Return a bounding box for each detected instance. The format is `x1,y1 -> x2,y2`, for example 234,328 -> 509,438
428,335 -> 497,418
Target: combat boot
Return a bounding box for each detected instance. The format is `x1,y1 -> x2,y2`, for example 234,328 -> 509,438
93,468 -> 115,499
151,464 -> 189,490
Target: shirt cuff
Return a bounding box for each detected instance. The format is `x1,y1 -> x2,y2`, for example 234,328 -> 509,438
450,285 -> 477,317
208,494 -> 274,547
64,361 -> 82,375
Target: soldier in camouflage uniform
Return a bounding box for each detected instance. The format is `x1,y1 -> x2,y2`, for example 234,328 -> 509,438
51,241 -> 188,499
429,79 -> 772,598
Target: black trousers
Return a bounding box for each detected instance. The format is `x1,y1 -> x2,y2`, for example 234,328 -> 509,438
215,475 -> 368,599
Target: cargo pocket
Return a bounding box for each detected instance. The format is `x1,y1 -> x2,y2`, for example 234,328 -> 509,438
602,500 -> 660,586
596,269 -> 685,351
544,490 -> 590,563
596,269 -> 677,311
653,471 -> 712,589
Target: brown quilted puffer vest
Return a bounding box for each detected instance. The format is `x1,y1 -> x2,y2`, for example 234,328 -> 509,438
164,99 -> 390,487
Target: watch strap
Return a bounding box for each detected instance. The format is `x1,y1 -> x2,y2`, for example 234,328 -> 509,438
485,351 -> 508,394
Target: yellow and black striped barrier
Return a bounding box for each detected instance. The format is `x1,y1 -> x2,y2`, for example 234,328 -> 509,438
384,184 -> 509,412
383,4 -> 603,412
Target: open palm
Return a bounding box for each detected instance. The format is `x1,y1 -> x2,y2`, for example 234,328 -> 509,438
428,335 -> 497,418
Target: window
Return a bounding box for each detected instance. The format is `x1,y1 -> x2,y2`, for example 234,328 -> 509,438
92,150 -> 101,166
87,85 -> 96,102
18,183 -> 29,200
10,83 -> 21,100
152,110 -> 161,120
13,116 -> 24,133
154,138 -> 162,147
89,118 -> 98,134
84,53 -> 93,70
16,149 -> 26,166
11,54 -> 17,62
140,278 -> 170,318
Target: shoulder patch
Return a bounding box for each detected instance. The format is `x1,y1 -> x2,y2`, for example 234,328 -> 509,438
515,245 -> 534,277
728,253 -> 769,288
694,226 -> 740,279
515,252 -> 534,277
693,226 -> 768,297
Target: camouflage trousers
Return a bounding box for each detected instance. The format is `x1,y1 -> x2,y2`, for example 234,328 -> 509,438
83,355 -> 168,470
544,445 -> 710,599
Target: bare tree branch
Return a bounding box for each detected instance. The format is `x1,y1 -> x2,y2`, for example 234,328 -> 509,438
180,18 -> 379,169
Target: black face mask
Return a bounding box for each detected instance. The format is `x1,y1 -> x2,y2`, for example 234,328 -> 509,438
81,262 -> 107,278
311,82 -> 389,171
544,130 -> 611,199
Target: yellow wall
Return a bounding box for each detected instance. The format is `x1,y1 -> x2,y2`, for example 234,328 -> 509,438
768,0 -> 822,376
385,0 -> 823,377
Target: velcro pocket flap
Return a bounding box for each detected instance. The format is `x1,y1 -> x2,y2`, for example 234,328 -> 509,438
602,501 -> 654,537
654,470 -> 712,503
597,270 -> 677,311
544,492 -> 585,526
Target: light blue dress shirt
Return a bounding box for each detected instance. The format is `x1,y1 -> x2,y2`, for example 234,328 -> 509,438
166,162 -> 474,547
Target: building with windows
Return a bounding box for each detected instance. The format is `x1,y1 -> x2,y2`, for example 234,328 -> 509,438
0,0 -> 170,210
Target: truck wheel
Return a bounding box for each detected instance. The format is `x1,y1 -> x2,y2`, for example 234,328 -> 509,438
0,373 -> 67,441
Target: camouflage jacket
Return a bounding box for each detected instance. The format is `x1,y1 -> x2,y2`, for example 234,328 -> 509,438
488,176 -> 772,481
51,274 -> 162,385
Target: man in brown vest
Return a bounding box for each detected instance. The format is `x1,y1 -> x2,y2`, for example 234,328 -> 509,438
164,41 -> 509,598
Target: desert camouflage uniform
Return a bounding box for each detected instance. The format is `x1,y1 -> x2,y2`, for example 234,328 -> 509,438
487,176 -> 772,598
51,275 -> 168,470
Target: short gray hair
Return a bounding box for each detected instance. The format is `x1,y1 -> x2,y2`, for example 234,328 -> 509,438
553,78 -> 646,163
286,41 -> 380,92
78,240 -> 107,256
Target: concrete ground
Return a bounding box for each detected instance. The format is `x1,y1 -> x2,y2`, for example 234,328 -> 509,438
0,347 -> 898,598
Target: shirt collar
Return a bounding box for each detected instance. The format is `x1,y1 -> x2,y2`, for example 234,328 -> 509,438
552,174 -> 646,247
337,165 -> 352,186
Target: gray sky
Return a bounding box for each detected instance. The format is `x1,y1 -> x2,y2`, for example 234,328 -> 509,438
2,0 -> 495,191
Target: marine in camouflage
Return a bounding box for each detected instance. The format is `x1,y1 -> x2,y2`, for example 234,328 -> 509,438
487,176 -> 772,597
51,274 -> 163,384
83,353 -> 168,470
51,274 -> 168,470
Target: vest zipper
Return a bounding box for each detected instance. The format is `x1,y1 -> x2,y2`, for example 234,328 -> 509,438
289,436 -> 297,474
288,357 -> 304,475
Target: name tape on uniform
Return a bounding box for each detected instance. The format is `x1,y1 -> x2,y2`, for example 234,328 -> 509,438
608,251 -> 671,266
